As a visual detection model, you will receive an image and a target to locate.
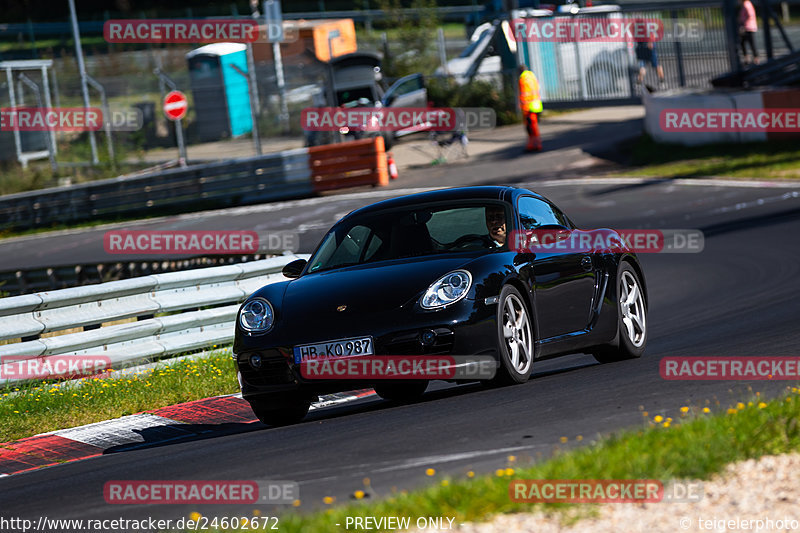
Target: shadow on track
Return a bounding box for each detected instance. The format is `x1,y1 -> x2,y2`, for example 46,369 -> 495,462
103,358 -> 602,455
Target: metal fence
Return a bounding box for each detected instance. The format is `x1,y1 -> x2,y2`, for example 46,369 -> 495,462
0,254 -> 306,386
516,2 -> 736,106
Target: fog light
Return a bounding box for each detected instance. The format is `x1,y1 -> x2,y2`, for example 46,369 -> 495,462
420,330 -> 437,346
249,354 -> 262,369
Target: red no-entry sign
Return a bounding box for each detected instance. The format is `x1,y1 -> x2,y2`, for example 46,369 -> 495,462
163,90 -> 188,121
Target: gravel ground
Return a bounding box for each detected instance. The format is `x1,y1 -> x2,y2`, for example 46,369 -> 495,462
421,453 -> 800,533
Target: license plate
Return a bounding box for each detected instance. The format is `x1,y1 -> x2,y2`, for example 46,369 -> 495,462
293,336 -> 374,364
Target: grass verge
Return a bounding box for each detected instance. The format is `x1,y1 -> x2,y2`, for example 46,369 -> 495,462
206,387 -> 800,533
617,134 -> 800,180
0,347 -> 238,443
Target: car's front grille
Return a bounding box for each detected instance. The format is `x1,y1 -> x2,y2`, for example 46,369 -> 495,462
238,352 -> 295,387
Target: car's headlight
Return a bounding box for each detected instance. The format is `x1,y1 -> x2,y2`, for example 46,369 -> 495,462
239,298 -> 275,333
421,270 -> 472,309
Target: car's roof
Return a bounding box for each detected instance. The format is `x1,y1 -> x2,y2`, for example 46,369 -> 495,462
347,186 -> 542,219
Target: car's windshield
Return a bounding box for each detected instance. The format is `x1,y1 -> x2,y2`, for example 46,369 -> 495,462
307,202 -> 510,273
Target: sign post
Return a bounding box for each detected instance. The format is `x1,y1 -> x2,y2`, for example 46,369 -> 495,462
163,89 -> 188,167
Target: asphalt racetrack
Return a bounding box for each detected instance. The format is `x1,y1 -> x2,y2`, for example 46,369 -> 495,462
1,176 -> 800,527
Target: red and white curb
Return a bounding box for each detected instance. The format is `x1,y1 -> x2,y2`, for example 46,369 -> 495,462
0,389 -> 375,477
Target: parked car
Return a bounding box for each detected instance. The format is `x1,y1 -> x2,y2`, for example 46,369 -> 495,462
305,52 -> 429,147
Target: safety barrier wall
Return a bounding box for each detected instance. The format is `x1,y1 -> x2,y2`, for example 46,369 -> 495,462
643,87 -> 800,145
0,254 -> 308,386
0,138 -> 388,232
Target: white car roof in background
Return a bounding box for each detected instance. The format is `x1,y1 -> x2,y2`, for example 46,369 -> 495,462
186,42 -> 247,59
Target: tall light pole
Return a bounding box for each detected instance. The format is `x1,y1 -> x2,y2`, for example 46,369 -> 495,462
68,0 -> 99,165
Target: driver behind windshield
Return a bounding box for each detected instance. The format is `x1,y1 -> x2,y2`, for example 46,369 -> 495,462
484,205 -> 507,248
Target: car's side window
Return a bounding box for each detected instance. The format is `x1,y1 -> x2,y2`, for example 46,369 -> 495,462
427,207 -> 487,244
393,75 -> 423,96
363,233 -> 383,261
328,225 -> 371,265
517,196 -> 568,230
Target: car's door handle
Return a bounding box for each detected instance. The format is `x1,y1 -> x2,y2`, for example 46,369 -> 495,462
581,255 -> 593,271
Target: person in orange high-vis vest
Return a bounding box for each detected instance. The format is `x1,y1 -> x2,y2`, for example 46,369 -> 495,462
518,65 -> 542,152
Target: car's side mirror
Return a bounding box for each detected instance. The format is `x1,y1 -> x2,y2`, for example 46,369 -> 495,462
282,259 -> 307,279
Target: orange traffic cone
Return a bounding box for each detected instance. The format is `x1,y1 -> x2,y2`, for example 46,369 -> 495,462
387,153 -> 398,180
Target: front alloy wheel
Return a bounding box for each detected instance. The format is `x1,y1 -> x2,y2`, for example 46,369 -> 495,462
492,285 -> 534,384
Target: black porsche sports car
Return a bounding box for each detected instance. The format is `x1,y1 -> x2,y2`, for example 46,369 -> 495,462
234,186 -> 647,425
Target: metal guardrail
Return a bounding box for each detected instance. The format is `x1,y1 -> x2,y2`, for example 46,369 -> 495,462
0,148 -> 313,232
0,254 -> 277,297
0,254 -> 307,385
1,138 -> 389,232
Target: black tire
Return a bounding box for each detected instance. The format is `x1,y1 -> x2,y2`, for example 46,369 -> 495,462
491,285 -> 534,385
593,262 -> 647,363
248,397 -> 311,426
374,381 -> 428,402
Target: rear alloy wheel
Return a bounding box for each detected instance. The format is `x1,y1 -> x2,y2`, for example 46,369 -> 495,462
248,397 -> 311,426
594,263 -> 647,363
492,285 -> 534,384
374,381 -> 428,402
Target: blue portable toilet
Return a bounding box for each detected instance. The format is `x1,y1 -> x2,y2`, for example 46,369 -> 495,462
186,43 -> 253,142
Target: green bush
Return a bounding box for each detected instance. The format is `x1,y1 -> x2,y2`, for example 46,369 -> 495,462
427,76 -> 520,126
377,0 -> 441,79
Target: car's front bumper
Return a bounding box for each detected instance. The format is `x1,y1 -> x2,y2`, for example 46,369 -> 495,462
234,297 -> 498,400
